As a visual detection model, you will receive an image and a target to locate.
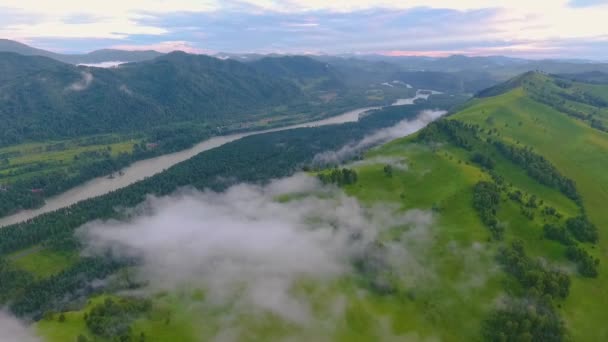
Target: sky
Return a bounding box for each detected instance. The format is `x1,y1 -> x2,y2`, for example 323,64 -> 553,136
1,0 -> 607,59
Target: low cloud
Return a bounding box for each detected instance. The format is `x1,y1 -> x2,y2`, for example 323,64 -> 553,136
78,174 -> 434,325
314,109 -> 447,165
66,71 -> 93,91
111,41 -> 208,54
0,311 -> 40,342
78,61 -> 125,68
349,156 -> 409,171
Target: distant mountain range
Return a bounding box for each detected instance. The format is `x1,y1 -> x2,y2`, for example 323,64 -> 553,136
0,39 -> 163,64
3,39 -> 608,77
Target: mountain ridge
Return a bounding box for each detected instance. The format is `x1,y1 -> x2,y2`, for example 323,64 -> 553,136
0,39 -> 163,64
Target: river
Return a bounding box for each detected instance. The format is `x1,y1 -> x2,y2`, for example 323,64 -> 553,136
0,90 -> 436,227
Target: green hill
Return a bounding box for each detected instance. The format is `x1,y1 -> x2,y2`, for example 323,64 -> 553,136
0,51 -> 301,145
250,56 -> 344,91
338,71 -> 608,340
0,52 -> 68,82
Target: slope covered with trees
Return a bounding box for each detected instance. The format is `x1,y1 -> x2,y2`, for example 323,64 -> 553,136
0,52 -> 302,145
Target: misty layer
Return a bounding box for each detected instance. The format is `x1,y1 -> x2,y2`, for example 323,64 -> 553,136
0,311 -> 40,342
78,174 -> 434,323
66,71 -> 93,91
314,109 -> 447,165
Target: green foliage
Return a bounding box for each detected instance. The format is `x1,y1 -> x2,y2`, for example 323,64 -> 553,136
318,168 -> 358,186
565,216 -> 598,243
470,152 -> 495,169
543,224 -> 573,246
494,141 -> 580,203
382,164 -> 393,177
566,245 -> 599,278
472,181 -> 503,239
85,297 -> 151,340
0,258 -> 34,303
417,119 -> 479,150
485,241 -> 570,342
483,299 -> 566,342
8,257 -> 125,318
498,241 -> 570,300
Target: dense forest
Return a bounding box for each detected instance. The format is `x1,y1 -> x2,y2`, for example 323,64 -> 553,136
0,52 -> 300,145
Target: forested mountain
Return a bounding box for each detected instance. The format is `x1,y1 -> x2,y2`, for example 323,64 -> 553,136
391,70 -> 498,93
0,52 -> 66,82
354,54 -> 528,71
0,39 -> 162,64
312,56 -> 404,87
556,71 -> 608,84
0,52 -> 301,145
348,53 -> 608,76
250,56 -> 344,91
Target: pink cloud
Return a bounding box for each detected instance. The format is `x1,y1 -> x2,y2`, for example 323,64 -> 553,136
111,41 -> 211,54
377,42 -> 562,59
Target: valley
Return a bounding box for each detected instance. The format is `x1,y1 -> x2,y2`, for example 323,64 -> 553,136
0,37 -> 608,342
0,91 -> 431,227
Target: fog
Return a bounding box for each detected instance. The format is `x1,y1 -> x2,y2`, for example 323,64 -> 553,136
0,311 -> 40,342
78,174 -> 434,324
78,61 -> 126,68
314,109 -> 446,165
349,156 -> 408,171
66,71 -> 93,91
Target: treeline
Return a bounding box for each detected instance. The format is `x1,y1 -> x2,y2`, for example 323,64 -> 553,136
544,215 -> 600,278
318,168 -> 358,186
417,119 -> 480,150
0,96 -> 464,318
84,297 -> 151,341
472,181 -> 503,240
494,141 -> 580,203
484,240 -> 570,341
10,257 -> 124,318
527,87 -> 608,133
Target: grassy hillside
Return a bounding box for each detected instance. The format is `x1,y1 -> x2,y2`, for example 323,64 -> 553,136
332,72 -> 608,340
451,81 -> 608,341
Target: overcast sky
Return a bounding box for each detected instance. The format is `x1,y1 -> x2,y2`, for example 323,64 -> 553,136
1,0 -> 607,59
